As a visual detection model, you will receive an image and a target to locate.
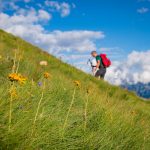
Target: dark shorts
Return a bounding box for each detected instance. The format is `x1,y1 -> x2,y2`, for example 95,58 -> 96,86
95,68 -> 106,79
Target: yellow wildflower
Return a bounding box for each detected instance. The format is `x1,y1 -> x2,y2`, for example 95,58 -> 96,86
74,80 -> 80,87
19,76 -> 27,84
8,73 -> 20,82
44,72 -> 50,79
8,73 -> 27,84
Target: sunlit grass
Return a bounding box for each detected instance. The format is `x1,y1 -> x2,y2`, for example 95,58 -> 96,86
0,29 -> 150,149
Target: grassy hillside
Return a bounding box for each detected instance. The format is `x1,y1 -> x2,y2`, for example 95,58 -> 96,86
0,29 -> 150,150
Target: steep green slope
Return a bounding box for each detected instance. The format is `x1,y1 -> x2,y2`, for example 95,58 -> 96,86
0,29 -> 150,150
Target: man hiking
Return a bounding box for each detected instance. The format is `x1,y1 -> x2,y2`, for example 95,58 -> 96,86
91,51 -> 107,79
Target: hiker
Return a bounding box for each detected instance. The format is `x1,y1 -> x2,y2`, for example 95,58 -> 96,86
91,51 -> 111,79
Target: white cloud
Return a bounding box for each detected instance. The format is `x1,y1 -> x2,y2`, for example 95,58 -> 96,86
0,0 -> 19,11
0,0 -> 72,18
38,9 -> 52,21
45,0 -> 71,17
0,12 -> 104,54
105,50 -> 150,85
60,3 -> 70,17
137,7 -> 149,14
0,7 -> 51,27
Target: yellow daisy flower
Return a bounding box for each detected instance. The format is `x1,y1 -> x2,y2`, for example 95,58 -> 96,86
8,73 -> 27,84
44,72 -> 50,79
74,80 -> 80,87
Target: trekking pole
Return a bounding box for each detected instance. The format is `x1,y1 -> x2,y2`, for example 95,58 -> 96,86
87,59 -> 92,67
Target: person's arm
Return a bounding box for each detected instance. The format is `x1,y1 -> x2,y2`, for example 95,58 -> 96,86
96,60 -> 100,69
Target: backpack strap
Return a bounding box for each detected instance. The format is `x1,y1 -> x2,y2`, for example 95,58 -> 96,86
99,55 -> 105,68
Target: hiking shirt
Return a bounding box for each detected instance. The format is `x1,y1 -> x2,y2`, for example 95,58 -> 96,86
96,55 -> 104,68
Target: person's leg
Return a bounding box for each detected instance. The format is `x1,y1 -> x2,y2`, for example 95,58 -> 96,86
100,74 -> 105,80
92,67 -> 97,76
100,68 -> 106,79
95,70 -> 101,78
100,75 -> 104,80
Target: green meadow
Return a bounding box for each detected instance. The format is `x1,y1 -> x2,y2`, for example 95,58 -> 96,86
0,29 -> 150,150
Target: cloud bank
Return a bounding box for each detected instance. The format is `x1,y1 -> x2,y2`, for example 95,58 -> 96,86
0,12 -> 104,53
0,0 -> 104,54
106,50 -> 150,85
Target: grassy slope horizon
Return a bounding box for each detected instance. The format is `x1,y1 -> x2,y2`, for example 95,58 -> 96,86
0,29 -> 150,150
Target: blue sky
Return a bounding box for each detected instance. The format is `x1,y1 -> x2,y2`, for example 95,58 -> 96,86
0,0 -> 150,84
45,0 -> 150,51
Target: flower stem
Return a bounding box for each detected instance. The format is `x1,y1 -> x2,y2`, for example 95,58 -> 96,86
84,94 -> 89,132
62,88 -> 76,137
8,82 -> 14,131
8,43 -> 21,132
31,79 -> 45,136
12,49 -> 17,73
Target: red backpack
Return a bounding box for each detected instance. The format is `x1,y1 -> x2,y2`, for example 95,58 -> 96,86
100,54 -> 111,68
